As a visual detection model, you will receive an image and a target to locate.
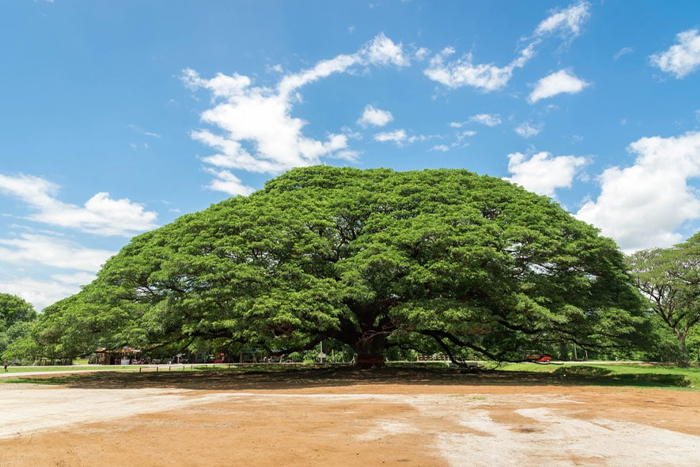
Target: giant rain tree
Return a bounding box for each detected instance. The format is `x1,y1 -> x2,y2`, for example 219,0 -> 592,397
60,167 -> 643,365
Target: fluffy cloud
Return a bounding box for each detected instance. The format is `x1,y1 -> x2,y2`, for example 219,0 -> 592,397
506,151 -> 587,197
534,2 -> 591,38
577,131 -> 700,251
0,273 -> 96,312
204,168 -> 256,196
374,129 -> 407,145
362,33 -> 410,67
424,43 -> 536,92
451,114 -> 502,128
425,2 -> 590,92
431,144 -> 450,152
515,122 -> 543,138
0,231 -> 116,309
415,47 -> 430,61
184,33 -> 409,189
469,114 -> 502,127
650,29 -> 700,79
0,173 -> 158,236
529,70 -> 590,103
0,233 -> 114,272
457,130 -> 477,141
357,105 -> 394,127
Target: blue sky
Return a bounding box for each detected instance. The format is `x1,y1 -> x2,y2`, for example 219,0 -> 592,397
2,0 -> 700,310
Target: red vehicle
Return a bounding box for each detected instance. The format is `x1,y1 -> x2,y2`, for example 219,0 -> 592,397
526,354 -> 552,364
213,353 -> 225,364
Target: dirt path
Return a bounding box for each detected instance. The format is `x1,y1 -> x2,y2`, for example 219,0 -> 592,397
1,374 -> 700,466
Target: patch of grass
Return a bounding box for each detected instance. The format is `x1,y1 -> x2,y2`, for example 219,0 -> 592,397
2,365 -> 135,374
483,362 -> 559,373
3,375 -> 84,385
550,365 -> 695,389
482,362 -> 700,389
553,366 -> 613,377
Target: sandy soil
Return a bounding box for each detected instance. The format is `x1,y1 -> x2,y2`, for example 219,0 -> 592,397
1,370 -> 700,466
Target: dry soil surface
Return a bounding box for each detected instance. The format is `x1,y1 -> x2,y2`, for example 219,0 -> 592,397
1,369 -> 700,466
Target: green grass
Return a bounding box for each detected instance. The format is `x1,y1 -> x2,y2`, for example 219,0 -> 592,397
2,365 -> 136,374
486,362 -> 700,389
0,362 -> 305,379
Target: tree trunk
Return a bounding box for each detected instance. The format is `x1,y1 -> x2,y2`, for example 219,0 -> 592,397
678,333 -> 690,367
352,331 -> 388,368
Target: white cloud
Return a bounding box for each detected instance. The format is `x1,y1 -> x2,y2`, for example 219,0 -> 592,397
515,121 -> 543,138
534,2 -> 591,38
469,113 -> 502,127
0,273 -> 95,311
0,173 -> 158,236
577,131 -> 700,251
415,47 -> 430,61
406,134 -> 436,144
650,29 -> 700,79
456,130 -> 477,142
425,2 -> 591,93
506,151 -> 587,197
203,169 -> 256,196
431,144 -> 450,152
424,42 -> 536,92
362,32 -> 410,67
357,105 -> 394,127
529,69 -> 590,103
267,64 -> 283,74
328,149 -> 361,162
276,55 -> 361,98
450,114 -> 502,128
614,47 -> 634,60
0,233 -> 114,271
128,124 -> 161,139
184,34 -> 410,192
341,126 -> 363,140
374,129 -> 407,145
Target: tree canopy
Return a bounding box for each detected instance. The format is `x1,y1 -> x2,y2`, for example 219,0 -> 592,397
0,293 -> 36,360
33,167 -> 645,365
627,233 -> 700,365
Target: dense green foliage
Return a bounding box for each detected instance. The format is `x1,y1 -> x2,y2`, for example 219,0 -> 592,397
628,233 -> 700,365
0,293 -> 37,362
19,167 -> 646,365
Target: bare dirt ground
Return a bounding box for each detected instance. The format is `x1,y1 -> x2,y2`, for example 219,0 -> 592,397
1,368 -> 700,466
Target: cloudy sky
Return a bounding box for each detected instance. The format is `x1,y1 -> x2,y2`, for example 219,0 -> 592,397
2,1 -> 700,310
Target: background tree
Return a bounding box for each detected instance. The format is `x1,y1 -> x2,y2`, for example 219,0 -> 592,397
37,167 -> 645,366
0,293 -> 37,362
628,234 -> 700,365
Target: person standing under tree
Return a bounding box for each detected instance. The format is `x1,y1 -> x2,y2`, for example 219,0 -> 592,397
3,362 -> 8,372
